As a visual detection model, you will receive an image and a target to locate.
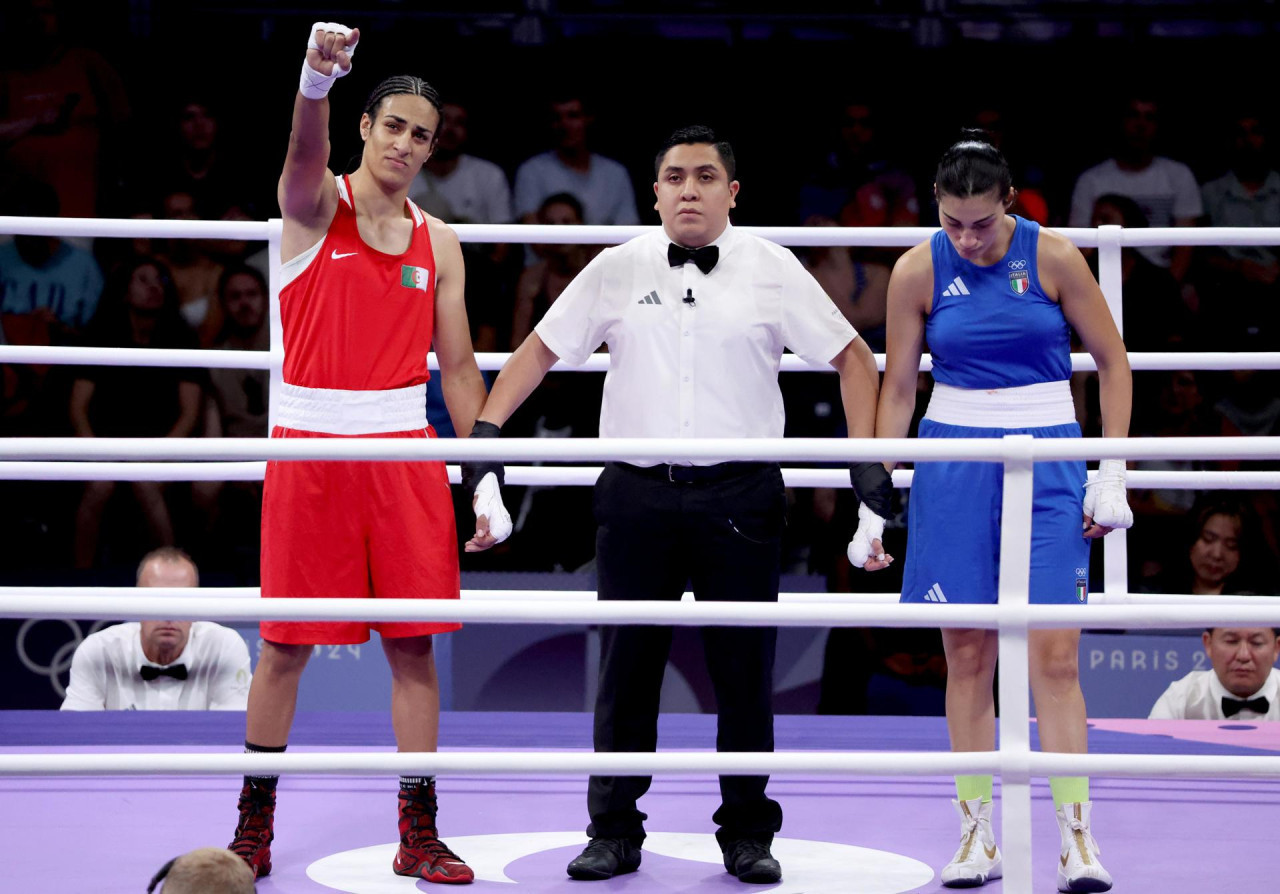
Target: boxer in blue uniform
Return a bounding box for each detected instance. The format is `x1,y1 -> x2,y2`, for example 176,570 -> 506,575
848,132 -> 1133,893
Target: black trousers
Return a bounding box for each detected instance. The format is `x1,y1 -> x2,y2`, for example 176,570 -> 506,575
586,461 -> 786,849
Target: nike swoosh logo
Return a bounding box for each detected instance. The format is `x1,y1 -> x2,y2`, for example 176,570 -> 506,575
985,845 -> 998,860
331,250 -> 357,260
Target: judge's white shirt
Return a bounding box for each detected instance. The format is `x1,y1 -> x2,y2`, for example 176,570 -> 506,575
535,225 -> 857,463
1148,667 -> 1280,721
60,622 -> 252,711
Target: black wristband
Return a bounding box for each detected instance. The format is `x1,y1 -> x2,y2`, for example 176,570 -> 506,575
849,461 -> 892,518
461,420 -> 504,493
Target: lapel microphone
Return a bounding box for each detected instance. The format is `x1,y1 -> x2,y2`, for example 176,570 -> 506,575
684,288 -> 696,307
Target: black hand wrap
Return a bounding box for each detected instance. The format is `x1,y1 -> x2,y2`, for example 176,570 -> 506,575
461,420 -> 505,494
849,461 -> 892,518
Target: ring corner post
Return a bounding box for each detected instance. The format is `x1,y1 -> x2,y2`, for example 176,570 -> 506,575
997,433 -> 1034,893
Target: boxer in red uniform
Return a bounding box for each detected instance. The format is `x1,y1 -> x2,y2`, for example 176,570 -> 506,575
227,22 -> 511,885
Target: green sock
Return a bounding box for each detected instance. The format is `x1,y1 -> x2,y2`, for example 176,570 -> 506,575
1050,776 -> 1089,809
955,775 -> 993,804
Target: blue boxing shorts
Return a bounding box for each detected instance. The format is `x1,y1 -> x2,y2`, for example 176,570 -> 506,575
901,418 -> 1090,606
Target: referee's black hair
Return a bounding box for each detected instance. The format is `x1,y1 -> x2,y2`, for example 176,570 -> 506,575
935,128 -> 1012,200
362,75 -> 444,140
655,125 -> 736,181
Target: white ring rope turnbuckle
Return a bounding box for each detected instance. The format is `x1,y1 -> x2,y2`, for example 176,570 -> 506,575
2,216 -> 1279,893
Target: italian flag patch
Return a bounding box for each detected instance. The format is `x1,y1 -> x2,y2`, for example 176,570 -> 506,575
1009,269 -> 1030,295
401,265 -> 430,291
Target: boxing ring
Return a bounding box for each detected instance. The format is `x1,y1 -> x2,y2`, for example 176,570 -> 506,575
1,217 -> 1280,893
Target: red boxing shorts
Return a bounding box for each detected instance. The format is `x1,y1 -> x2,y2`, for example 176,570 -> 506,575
260,426 -> 461,645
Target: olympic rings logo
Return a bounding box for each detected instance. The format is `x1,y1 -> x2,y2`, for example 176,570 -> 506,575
1008,259 -> 1028,269
16,618 -> 111,699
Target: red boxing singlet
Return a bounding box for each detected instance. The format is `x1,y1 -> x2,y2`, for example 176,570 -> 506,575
262,174 -> 460,645
278,174 -> 437,391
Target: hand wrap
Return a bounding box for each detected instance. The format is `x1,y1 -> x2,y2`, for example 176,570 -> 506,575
1084,458 -> 1133,530
300,22 -> 358,100
847,503 -> 888,569
846,462 -> 892,569
472,472 -> 513,544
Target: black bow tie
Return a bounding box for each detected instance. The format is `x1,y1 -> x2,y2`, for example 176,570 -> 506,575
140,664 -> 188,682
1222,695 -> 1269,718
668,242 -> 719,274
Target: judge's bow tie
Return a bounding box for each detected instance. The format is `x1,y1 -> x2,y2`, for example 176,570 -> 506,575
668,242 -> 719,274
140,664 -> 188,681
1222,695 -> 1269,718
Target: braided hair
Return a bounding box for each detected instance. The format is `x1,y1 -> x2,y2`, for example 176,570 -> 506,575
362,75 -> 444,134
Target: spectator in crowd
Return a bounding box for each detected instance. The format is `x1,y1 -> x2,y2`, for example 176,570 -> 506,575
1213,367 -> 1280,444
1071,194 -> 1193,439
409,98 -> 513,225
1149,627 -> 1280,720
194,265 -> 269,549
408,97 -> 516,358
0,179 -> 103,434
795,100 -> 918,228
147,846 -> 255,894
70,256 -> 203,569
61,548 -> 251,710
494,192 -> 600,572
204,264 -> 269,433
145,95 -> 262,221
1069,96 -> 1202,282
1198,111 -> 1280,348
1142,499 -> 1269,596
510,192 -> 591,347
0,179 -> 103,337
513,92 -> 639,227
801,218 -> 891,351
0,0 -> 130,218
1082,194 -> 1191,352
1210,363 -> 1280,566
1127,370 -> 1218,583
154,188 -> 225,345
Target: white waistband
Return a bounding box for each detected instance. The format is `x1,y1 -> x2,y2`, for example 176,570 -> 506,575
275,382 -> 428,435
924,380 -> 1076,428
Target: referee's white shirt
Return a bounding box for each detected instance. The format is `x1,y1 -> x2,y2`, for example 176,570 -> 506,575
60,621 -> 252,711
1148,667 -> 1280,721
535,225 -> 857,464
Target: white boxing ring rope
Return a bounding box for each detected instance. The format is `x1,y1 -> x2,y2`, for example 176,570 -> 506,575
2,219 -> 1280,892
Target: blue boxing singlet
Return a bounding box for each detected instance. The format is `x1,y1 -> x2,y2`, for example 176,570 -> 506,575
901,214 -> 1090,607
926,216 -> 1071,389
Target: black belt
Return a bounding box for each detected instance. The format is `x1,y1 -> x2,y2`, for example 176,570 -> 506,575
617,461 -> 773,484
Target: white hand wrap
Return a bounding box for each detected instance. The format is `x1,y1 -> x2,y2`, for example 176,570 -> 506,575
1083,458 -> 1133,530
300,22 -> 358,100
847,503 -> 887,568
473,472 -> 513,544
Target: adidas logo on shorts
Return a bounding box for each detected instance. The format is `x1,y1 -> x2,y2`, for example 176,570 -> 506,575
923,583 -> 948,603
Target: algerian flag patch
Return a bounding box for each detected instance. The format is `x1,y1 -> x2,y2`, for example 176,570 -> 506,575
401,265 -> 431,291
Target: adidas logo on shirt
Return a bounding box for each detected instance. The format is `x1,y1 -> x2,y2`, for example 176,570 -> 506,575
637,290 -> 662,305
941,277 -> 970,297
923,583 -> 948,603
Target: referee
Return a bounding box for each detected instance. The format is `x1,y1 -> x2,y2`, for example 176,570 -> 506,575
466,125 -> 880,884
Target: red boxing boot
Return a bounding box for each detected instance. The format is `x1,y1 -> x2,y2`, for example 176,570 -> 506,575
392,781 -> 474,884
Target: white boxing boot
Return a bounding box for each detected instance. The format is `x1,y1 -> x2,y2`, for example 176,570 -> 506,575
940,798 -> 1002,888
1055,801 -> 1113,893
